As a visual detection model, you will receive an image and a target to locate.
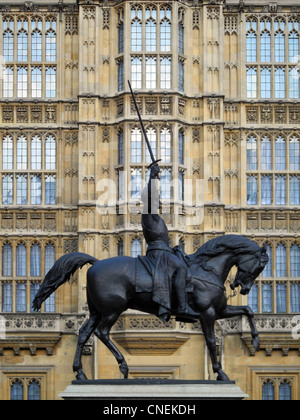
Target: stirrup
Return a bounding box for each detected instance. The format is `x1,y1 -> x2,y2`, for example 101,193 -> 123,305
176,315 -> 198,324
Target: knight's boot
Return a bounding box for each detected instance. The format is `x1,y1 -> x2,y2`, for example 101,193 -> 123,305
176,291 -> 199,323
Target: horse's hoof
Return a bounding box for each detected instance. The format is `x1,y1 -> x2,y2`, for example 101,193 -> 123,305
119,361 -> 129,379
252,337 -> 260,352
76,369 -> 88,381
216,371 -> 230,382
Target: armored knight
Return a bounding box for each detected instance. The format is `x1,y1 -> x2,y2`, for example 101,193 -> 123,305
141,163 -> 198,322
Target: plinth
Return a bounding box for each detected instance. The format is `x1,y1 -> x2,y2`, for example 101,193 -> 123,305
59,379 -> 248,400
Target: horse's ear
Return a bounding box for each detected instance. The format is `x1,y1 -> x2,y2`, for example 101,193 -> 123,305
260,245 -> 269,268
261,244 -> 267,254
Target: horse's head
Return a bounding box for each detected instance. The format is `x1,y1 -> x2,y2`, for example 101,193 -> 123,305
231,245 -> 269,295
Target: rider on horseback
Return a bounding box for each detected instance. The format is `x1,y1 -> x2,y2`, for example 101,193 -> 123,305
141,162 -> 198,322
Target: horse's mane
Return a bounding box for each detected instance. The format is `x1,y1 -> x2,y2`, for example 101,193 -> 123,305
184,235 -> 261,267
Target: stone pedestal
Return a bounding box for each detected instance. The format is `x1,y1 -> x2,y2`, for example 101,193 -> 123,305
59,379 -> 248,401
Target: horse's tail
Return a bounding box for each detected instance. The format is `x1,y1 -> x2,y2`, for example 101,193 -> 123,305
32,252 -> 98,311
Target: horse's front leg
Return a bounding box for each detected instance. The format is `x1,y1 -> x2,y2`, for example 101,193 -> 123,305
199,309 -> 230,382
218,305 -> 260,352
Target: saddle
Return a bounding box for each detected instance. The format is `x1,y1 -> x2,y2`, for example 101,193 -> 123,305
135,256 -> 156,293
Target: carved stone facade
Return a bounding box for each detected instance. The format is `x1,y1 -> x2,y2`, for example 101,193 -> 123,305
0,0 -> 299,401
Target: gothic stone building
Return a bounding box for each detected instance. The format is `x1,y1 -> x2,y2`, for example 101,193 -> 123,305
0,0 -> 299,400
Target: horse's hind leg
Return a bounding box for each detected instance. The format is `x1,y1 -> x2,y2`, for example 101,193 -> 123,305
73,312 -> 101,381
94,314 -> 129,379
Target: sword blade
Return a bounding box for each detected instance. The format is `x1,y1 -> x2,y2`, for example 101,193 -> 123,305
128,80 -> 156,164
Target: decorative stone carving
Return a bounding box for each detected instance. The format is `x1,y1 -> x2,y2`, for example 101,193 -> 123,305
31,106 -> 42,123
16,106 -> 28,123
261,105 -> 272,124
246,106 -> 258,124
160,97 -> 172,115
2,106 -> 14,123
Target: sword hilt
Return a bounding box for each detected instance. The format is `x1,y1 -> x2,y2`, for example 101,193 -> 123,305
148,159 -> 162,169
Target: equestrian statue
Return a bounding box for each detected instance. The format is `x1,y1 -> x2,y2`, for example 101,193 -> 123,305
33,83 -> 269,382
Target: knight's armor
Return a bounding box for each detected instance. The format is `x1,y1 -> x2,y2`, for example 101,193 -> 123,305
141,164 -> 197,322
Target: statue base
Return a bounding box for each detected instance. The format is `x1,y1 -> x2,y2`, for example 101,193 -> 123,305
59,379 -> 248,401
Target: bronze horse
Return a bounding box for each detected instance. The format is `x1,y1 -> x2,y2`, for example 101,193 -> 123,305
33,234 -> 268,382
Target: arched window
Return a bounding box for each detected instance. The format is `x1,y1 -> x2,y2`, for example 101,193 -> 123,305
291,283 -> 300,313
45,243 -> 55,313
276,282 -> 287,313
262,380 -> 275,401
2,135 -> 13,170
130,168 -> 142,199
261,67 -> 271,99
30,243 -> 41,277
31,175 -> 42,205
146,17 -> 157,52
2,174 -> 13,205
17,29 -> 28,62
44,243 -> 56,313
117,239 -> 124,257
248,283 -> 258,313
160,56 -> 171,89
260,19 -> 271,62
276,244 -> 287,278
3,30 -> 14,61
289,30 -> 299,61
275,67 -> 286,99
45,242 -> 56,273
160,9 -> 171,52
261,136 -> 272,170
146,56 -> 157,89
262,283 -> 272,313
279,380 -> 292,401
131,128 -> 142,163
261,176 -> 272,205
31,135 -> 42,170
11,379 -> 24,401
28,380 -> 41,401
275,136 -> 286,170
2,242 -> 12,277
46,25 -> 56,62
160,127 -> 171,163
246,18 -> 257,62
262,244 -> 273,278
17,135 -> 27,170
31,67 -> 42,98
246,30 -> 257,62
274,19 -> 285,63
45,175 -> 56,205
45,67 -> 56,98
131,6 -> 142,52
17,66 -> 28,98
146,128 -> 157,164
290,175 -> 300,205
16,243 -> 27,277
16,174 -> 27,205
45,134 -> 56,170
290,244 -> 300,277
131,238 -> 142,258
118,130 -> 124,165
290,136 -> 300,170
31,30 -> 42,62
178,130 -> 184,165
131,57 -> 142,89
247,175 -> 258,205
3,66 -> 14,98
275,175 -> 286,205
160,168 -> 172,200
